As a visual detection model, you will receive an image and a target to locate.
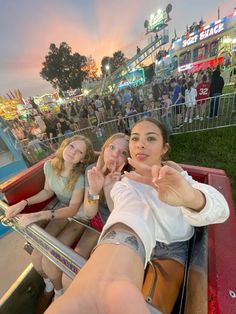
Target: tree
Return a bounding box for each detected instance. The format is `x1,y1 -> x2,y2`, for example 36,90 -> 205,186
101,56 -> 113,77
112,50 -> 126,70
81,56 -> 99,80
40,42 -> 87,91
100,50 -> 126,76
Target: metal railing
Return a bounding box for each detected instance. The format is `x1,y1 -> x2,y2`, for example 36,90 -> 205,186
169,92 -> 236,134
19,92 -> 236,165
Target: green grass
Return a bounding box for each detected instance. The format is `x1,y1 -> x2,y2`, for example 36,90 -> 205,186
223,84 -> 235,94
169,126 -> 236,208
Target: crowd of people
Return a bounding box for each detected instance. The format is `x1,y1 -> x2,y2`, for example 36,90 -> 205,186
8,64 -> 226,155
6,117 -> 229,314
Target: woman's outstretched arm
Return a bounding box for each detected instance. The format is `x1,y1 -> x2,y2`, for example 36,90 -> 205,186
16,185 -> 85,228
6,176 -> 54,219
124,158 -> 229,225
45,231 -> 149,314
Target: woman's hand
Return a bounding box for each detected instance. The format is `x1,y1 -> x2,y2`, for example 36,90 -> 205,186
88,158 -> 125,195
17,212 -> 42,228
6,201 -> 27,219
87,166 -> 105,195
104,171 -> 122,188
124,158 -> 205,211
104,162 -> 125,188
87,156 -> 108,194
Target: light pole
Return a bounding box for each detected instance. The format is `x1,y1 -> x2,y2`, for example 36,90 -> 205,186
105,64 -> 110,76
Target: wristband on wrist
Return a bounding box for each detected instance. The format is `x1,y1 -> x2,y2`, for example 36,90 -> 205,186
24,199 -> 29,206
88,191 -> 100,204
51,209 -> 55,219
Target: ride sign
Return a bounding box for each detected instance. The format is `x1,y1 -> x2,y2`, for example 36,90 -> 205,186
199,23 -> 224,40
182,22 -> 225,48
146,7 -> 170,33
182,35 -> 198,48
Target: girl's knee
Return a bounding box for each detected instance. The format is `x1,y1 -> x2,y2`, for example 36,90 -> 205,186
31,249 -> 43,267
62,273 -> 73,291
31,249 -> 46,276
42,256 -> 62,280
31,248 -> 43,260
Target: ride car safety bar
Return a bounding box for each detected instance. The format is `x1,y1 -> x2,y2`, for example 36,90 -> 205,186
0,200 -> 86,279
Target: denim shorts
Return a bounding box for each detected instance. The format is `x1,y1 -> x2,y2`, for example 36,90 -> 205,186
151,240 -> 189,266
97,229 -> 146,265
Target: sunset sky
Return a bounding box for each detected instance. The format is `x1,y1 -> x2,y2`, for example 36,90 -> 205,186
0,0 -> 233,98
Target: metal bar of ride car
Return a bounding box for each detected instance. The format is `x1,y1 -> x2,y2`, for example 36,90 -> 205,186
0,200 -> 161,314
0,199 -> 87,279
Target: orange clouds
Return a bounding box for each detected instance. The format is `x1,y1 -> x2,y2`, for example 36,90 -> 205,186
9,0 -> 150,81
93,0 -> 149,60
2,0 -> 156,96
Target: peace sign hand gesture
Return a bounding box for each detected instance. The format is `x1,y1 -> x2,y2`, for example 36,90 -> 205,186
104,161 -> 125,189
124,158 -> 205,211
88,155 -> 126,195
87,156 -> 107,195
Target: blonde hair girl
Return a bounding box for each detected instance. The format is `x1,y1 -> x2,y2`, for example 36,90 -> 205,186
6,134 -> 95,299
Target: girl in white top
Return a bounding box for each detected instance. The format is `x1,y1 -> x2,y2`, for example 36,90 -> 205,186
184,81 -> 197,123
46,118 -> 229,314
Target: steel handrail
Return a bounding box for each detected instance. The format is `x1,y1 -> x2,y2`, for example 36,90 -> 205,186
0,200 -> 86,279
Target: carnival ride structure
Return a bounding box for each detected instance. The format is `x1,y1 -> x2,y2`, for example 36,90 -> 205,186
89,34 -> 169,97
155,11 -> 236,79
88,5 -> 172,96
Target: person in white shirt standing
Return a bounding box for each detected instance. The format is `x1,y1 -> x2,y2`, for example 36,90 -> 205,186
46,118 -> 229,314
184,81 -> 197,123
94,95 -> 105,124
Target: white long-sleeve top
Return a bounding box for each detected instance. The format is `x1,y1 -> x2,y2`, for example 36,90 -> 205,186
185,87 -> 197,106
99,171 -> 229,266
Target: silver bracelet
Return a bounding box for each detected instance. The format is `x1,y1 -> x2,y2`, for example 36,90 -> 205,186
88,191 -> 100,201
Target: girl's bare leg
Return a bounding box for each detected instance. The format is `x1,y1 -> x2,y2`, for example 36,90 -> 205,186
62,273 -> 73,291
62,228 -> 99,291
42,221 -> 85,290
74,228 -> 99,259
31,219 -> 68,277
